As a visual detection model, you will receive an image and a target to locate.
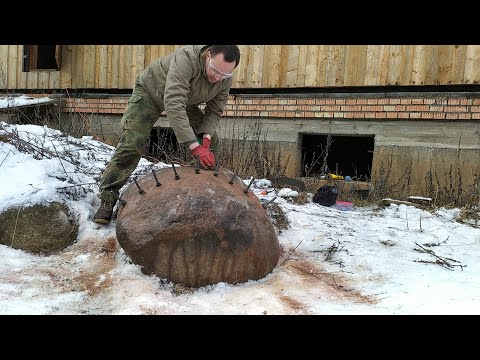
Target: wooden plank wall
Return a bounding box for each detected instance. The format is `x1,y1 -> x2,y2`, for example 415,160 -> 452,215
1,45 -> 480,91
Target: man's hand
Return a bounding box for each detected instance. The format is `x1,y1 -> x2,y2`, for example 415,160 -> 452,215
190,144 -> 215,169
202,137 -> 211,150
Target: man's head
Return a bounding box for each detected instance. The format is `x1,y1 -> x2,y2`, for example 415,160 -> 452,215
205,45 -> 241,83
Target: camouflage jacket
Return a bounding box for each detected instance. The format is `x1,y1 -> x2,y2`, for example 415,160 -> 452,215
137,45 -> 232,145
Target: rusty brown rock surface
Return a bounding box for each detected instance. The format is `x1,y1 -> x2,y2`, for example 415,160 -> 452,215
116,166 -> 280,288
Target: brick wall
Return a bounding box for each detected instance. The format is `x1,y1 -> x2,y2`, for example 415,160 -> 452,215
59,94 -> 480,121
62,97 -> 129,115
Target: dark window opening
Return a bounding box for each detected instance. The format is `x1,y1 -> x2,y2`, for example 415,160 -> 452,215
37,45 -> 58,69
23,45 -> 61,71
301,134 -> 374,181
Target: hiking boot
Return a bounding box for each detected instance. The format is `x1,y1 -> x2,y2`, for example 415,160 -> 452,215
92,200 -> 116,224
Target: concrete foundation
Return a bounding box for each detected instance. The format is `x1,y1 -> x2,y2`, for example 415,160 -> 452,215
156,117 -> 480,197
6,109 -> 478,199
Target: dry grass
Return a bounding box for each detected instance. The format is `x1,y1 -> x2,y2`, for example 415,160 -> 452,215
217,118 -> 290,180
1,91 -> 101,142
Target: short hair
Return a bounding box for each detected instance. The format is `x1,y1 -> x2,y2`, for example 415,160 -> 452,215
209,45 -> 241,68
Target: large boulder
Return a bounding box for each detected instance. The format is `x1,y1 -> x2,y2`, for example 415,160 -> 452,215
0,202 -> 78,254
116,165 -> 280,288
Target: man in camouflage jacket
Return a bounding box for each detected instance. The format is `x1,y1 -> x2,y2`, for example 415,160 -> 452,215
93,45 -> 241,223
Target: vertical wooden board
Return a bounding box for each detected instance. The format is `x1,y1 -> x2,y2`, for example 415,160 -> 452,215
7,45 -> 17,90
134,45 -> 145,86
387,45 -> 403,85
343,45 -> 356,85
324,45 -> 337,86
162,45 -> 172,56
48,69 -> 60,89
163,45 -> 176,56
154,45 -> 162,62
25,46 -> 38,89
26,69 -> 37,90
159,45 -> 174,58
464,45 -> 480,84
244,45 -> 256,88
94,45 -> 100,88
344,45 -> 367,86
296,45 -> 307,87
144,45 -> 152,68
118,45 -> 126,88
251,45 -> 264,88
130,46 -> 136,88
377,45 -> 390,85
96,45 -> 108,88
278,45 -> 289,88
111,45 -> 120,88
152,45 -> 164,61
325,45 -> 347,86
73,45 -> 84,88
357,45 -> 369,86
156,45 -> 166,58
107,45 -> 113,88
400,45 -> 414,85
164,44 -> 172,56
16,46 -> 27,89
38,71 -> 49,90
315,45 -> 328,87
305,45 -> 319,87
83,45 -> 96,88
437,45 -> 453,84
60,45 -> 73,89
285,45 -> 300,88
334,46 -> 346,86
261,45 -> 271,87
68,45 -> 77,89
364,45 -> 381,85
424,45 -> 439,84
100,45 -> 109,88
411,45 -> 426,85
451,45 -> 467,84
147,45 -> 156,66
0,45 -> 8,89
267,45 -> 282,87
126,45 -> 134,88
240,45 -> 253,87
233,45 -> 248,87
148,45 -> 157,63
120,46 -> 132,89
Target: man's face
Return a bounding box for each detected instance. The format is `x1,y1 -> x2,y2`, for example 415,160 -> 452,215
206,51 -> 236,83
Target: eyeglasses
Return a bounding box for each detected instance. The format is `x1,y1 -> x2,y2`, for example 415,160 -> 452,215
208,57 -> 233,79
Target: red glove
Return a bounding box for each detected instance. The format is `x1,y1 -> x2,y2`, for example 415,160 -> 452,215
191,145 -> 215,169
202,137 -> 211,150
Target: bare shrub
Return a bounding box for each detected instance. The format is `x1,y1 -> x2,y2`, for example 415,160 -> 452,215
149,128 -> 192,166
217,118 -> 290,180
1,91 -> 94,140
369,153 -> 393,200
301,134 -> 333,177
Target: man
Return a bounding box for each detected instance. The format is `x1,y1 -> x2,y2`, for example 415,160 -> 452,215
92,45 -> 241,224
